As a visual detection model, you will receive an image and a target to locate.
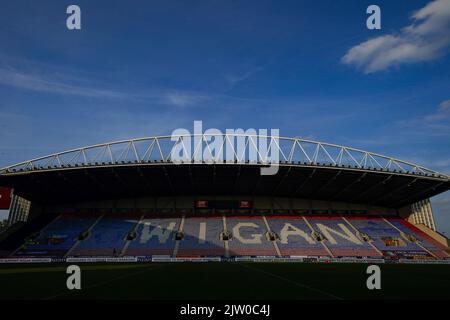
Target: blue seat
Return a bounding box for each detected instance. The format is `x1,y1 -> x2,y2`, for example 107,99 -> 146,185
307,218 -> 379,257
267,217 -> 328,256
177,217 -> 225,256
125,217 -> 180,256
16,214 -> 96,256
348,218 -> 429,258
72,216 -> 138,256
226,217 -> 276,256
388,219 -> 449,259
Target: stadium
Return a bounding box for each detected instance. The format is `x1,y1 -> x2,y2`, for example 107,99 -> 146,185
0,133 -> 449,299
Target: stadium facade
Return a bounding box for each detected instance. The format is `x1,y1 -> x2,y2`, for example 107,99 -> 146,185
0,134 -> 449,262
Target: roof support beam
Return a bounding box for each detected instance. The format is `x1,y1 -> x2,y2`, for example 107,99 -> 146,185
83,169 -> 105,190
161,166 -> 175,195
368,178 -> 418,205
292,168 -> 316,197
187,165 -> 196,195
349,174 -> 393,203
271,166 -> 292,195
330,172 -> 367,200
136,167 -> 154,194
232,165 -> 241,196
111,167 -> 129,193
252,173 -> 263,196
313,170 -> 342,195
388,181 -> 446,208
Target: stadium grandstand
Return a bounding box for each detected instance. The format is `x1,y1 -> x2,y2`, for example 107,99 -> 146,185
0,133 -> 449,262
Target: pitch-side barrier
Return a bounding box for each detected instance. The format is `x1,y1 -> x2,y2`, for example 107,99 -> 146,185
0,256 -> 449,264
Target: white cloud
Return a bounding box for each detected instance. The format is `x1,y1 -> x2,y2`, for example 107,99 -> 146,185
342,0 -> 450,73
0,66 -> 128,99
424,99 -> 450,121
432,158 -> 450,168
0,65 -> 213,108
388,99 -> 450,139
224,66 -> 263,88
396,98 -> 450,125
164,91 -> 210,107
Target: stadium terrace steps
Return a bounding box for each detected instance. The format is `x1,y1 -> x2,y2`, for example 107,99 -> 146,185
120,214 -> 145,256
226,216 -> 277,257
8,214 -> 450,260
177,216 -> 225,257
347,217 -> 441,259
386,219 -> 450,259
266,217 -> 329,257
71,215 -> 137,256
70,216 -> 138,256
171,215 -> 185,257
0,213 -> 59,256
124,216 -> 181,256
66,214 -> 104,256
342,217 -> 383,256
412,223 -> 450,249
12,213 -> 96,257
262,216 -> 282,257
306,217 -> 381,257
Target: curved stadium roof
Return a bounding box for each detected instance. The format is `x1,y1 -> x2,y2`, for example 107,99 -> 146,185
0,134 -> 449,208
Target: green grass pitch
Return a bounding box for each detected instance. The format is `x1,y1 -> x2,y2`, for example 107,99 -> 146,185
0,262 -> 449,300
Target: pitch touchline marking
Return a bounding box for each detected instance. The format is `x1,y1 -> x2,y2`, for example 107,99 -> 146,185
43,264 -> 168,300
240,263 -> 344,300
0,266 -> 67,274
0,263 -> 147,275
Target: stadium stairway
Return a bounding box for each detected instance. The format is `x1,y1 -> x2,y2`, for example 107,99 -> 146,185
5,213 -> 450,260
267,216 -> 330,257
124,216 -> 181,256
176,216 -> 226,257
13,213 -> 100,257
413,223 -> 450,248
226,216 -> 278,257
347,217 -> 433,259
0,213 -> 59,257
307,217 -> 381,257
386,218 -> 450,259
120,214 -> 145,255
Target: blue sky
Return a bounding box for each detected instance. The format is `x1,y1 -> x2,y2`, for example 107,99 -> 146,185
0,0 -> 449,233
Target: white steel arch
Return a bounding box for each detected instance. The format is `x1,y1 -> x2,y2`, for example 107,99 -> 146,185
0,134 -> 448,179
